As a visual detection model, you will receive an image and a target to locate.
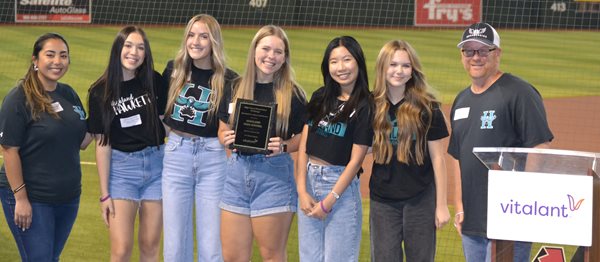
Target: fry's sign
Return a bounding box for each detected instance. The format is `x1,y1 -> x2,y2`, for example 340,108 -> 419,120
414,0 -> 481,26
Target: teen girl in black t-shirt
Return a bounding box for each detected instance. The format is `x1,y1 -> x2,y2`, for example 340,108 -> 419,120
160,14 -> 238,262
296,36 -> 373,261
217,25 -> 307,262
87,26 -> 166,261
370,40 -> 450,261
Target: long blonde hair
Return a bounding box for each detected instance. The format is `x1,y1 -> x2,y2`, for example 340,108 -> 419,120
229,25 -> 305,137
165,14 -> 228,122
22,33 -> 70,120
372,40 -> 438,165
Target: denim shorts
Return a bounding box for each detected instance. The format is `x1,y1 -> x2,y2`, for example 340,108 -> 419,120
220,153 -> 297,217
110,145 -> 164,201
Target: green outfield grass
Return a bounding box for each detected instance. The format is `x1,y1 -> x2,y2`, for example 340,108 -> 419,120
0,25 -> 595,261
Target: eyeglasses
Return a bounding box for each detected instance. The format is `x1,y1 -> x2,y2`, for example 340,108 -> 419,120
461,48 -> 496,57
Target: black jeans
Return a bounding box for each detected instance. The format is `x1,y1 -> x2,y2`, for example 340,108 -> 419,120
370,182 -> 436,262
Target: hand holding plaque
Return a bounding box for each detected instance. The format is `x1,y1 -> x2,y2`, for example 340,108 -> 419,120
232,99 -> 277,154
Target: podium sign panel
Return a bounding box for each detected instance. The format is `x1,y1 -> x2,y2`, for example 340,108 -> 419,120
487,170 -> 593,246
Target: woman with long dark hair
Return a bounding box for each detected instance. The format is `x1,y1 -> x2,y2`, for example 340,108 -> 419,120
296,36 -> 373,261
87,25 -> 167,262
0,33 -> 91,261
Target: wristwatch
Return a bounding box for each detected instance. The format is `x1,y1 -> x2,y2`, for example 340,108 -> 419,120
331,191 -> 340,200
280,142 -> 287,153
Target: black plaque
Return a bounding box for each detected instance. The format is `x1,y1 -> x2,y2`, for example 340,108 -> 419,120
232,99 -> 277,154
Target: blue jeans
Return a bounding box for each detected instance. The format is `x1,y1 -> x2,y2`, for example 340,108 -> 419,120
462,234 -> 532,262
162,133 -> 226,262
369,182 -> 436,262
297,162 -> 362,262
220,153 -> 297,217
0,188 -> 79,262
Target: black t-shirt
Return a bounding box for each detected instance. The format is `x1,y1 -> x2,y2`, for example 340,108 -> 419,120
370,99 -> 449,202
447,73 -> 554,237
0,83 -> 87,203
305,87 -> 374,166
87,71 -> 167,152
162,60 -> 238,137
218,82 -> 307,140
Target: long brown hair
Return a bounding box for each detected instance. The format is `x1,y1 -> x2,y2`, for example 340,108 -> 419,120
22,33 -> 70,120
164,14 -> 228,122
372,40 -> 439,165
229,25 -> 305,137
89,26 -> 160,146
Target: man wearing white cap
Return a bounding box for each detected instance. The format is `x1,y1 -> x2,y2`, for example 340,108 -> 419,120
447,22 -> 554,262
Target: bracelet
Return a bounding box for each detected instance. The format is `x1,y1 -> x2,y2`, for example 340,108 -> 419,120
455,211 -> 464,217
320,201 -> 332,214
99,194 -> 111,202
12,183 -> 26,194
331,191 -> 340,200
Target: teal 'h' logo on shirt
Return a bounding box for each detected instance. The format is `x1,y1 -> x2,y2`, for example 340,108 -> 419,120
171,83 -> 211,127
480,110 -> 496,129
73,106 -> 86,120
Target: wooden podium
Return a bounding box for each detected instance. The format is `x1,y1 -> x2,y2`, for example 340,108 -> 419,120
473,147 -> 599,262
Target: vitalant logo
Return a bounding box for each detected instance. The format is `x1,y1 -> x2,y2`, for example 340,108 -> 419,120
499,194 -> 584,218
480,110 -> 496,129
567,194 -> 584,211
467,27 -> 487,39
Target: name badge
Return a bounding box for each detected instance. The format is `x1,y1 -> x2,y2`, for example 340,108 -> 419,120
51,102 -> 64,112
228,102 -> 235,114
454,107 -> 470,120
120,114 -> 142,128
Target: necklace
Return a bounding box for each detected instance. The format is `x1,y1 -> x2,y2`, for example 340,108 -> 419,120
318,101 -> 346,128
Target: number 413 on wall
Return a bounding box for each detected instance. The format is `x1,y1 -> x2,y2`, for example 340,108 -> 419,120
249,0 -> 268,8
550,2 -> 567,12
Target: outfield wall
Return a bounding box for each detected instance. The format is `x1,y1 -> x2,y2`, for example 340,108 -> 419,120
1,0 -> 599,28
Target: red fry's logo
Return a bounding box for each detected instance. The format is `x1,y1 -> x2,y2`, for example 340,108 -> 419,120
567,194 -> 584,211
533,246 -> 566,262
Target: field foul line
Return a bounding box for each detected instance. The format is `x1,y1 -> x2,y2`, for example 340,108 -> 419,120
0,155 -> 97,166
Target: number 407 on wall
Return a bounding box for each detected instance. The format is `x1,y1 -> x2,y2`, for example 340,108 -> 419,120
550,2 -> 567,12
249,0 -> 268,8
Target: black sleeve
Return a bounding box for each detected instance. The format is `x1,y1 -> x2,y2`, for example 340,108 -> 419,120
218,79 -> 235,124
427,104 -> 449,141
513,84 -> 554,147
224,68 -> 239,82
352,102 -> 374,146
447,90 -> 464,158
288,91 -> 307,136
306,86 -> 326,123
86,86 -> 105,134
162,60 -> 174,89
153,71 -> 168,116
0,87 -> 30,147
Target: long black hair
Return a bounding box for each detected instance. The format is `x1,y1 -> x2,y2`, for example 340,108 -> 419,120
89,25 -> 160,146
307,36 -> 371,126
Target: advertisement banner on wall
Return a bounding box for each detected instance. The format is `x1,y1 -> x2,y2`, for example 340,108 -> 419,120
487,170 -> 593,246
15,0 -> 92,23
414,0 -> 481,26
